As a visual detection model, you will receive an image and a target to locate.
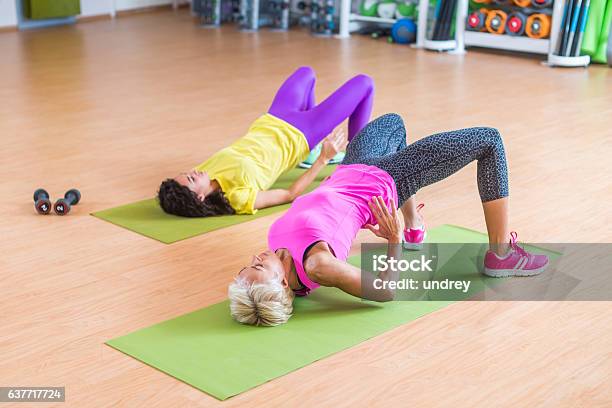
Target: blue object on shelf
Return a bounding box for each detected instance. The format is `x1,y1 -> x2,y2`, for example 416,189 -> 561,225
392,18 -> 417,44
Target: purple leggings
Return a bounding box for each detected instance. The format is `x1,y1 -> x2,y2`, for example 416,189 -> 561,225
268,66 -> 374,150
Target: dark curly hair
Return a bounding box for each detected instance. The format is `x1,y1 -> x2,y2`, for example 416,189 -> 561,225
158,179 -> 235,217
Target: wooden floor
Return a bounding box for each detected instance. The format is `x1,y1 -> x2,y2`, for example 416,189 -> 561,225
1,9 -> 611,407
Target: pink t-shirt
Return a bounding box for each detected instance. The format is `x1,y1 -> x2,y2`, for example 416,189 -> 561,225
268,164 -> 398,296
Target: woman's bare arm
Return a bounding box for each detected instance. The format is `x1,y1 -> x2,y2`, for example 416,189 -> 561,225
253,159 -> 326,209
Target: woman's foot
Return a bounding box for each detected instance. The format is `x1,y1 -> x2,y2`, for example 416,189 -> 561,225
329,151 -> 345,164
403,203 -> 426,250
483,232 -> 549,277
299,143 -> 345,168
298,143 -> 346,169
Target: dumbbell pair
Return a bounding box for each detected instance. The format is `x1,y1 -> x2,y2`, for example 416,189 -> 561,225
33,188 -> 81,215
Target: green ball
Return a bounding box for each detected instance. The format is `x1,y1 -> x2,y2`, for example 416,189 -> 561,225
396,3 -> 415,17
359,0 -> 379,16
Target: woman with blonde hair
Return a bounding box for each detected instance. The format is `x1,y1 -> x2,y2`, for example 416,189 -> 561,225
229,113 -> 549,326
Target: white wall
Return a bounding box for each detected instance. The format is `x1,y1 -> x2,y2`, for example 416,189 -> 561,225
81,0 -> 175,16
80,0 -> 174,17
0,0 -> 18,27
80,0 -> 114,17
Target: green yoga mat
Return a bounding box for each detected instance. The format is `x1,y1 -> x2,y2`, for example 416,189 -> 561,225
106,225 -> 559,400
92,166 -> 337,244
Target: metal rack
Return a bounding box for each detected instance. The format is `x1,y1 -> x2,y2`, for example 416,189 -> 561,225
323,0 -> 591,67
237,0 -> 290,31
338,0 -> 467,46
339,0 -> 401,37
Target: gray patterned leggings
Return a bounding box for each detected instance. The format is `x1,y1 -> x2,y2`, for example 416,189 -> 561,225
342,113 -> 509,205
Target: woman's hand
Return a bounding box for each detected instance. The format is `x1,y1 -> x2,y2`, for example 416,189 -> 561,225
318,128 -> 348,164
365,196 -> 404,244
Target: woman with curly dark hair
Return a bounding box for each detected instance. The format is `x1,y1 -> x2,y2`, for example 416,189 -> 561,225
158,66 -> 375,217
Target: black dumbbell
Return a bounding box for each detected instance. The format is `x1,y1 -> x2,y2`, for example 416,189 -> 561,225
33,188 -> 52,215
54,189 -> 81,216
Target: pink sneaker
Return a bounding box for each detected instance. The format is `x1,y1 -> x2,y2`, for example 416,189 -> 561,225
483,232 -> 549,277
403,203 -> 426,251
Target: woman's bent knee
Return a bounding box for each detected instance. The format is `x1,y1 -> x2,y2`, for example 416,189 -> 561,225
476,127 -> 504,152
377,113 -> 404,127
352,74 -> 374,90
485,127 -> 503,143
295,66 -> 316,78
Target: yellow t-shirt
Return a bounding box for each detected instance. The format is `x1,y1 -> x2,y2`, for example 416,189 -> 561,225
194,114 -> 310,215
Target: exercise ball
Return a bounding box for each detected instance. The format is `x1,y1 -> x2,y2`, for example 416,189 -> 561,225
391,18 -> 417,44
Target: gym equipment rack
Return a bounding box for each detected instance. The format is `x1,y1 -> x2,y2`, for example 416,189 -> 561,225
194,0 -> 241,27
463,0 -> 552,55
320,0 -> 594,66
238,0 -> 290,31
309,0 -> 338,36
460,0 -> 590,66
338,0 -> 397,37
337,0 -> 467,49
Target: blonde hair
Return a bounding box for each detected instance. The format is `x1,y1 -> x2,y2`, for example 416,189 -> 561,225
228,277 -> 295,326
